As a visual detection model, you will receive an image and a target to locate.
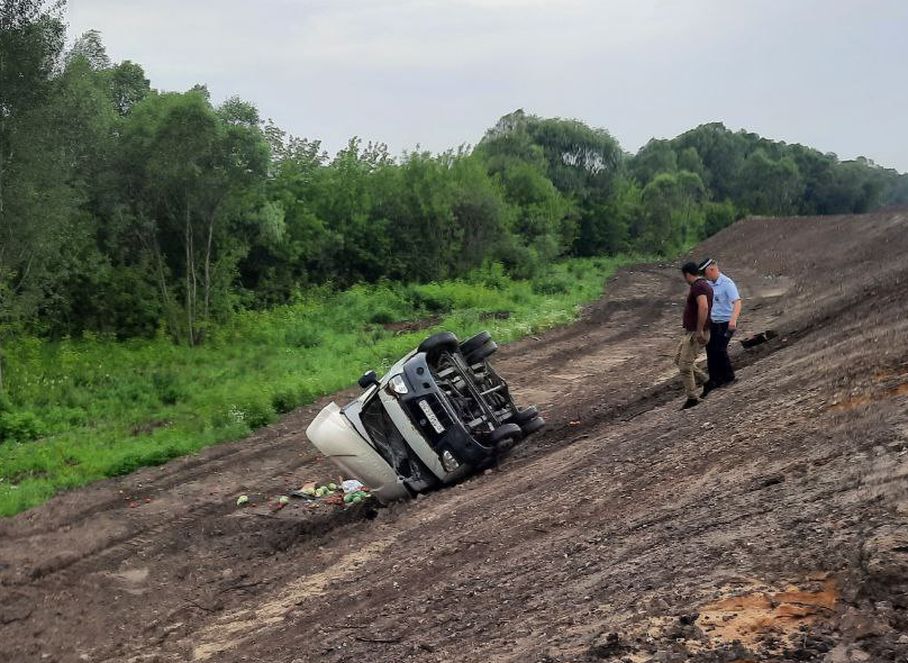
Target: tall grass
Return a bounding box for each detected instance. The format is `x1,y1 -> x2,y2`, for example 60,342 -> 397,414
0,256 -> 641,516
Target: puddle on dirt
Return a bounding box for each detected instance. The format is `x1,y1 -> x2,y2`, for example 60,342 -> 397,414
694,576 -> 839,652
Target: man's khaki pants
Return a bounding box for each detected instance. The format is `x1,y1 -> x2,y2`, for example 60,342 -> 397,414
675,331 -> 710,399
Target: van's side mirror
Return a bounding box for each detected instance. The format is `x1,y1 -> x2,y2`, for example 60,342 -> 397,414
358,370 -> 379,389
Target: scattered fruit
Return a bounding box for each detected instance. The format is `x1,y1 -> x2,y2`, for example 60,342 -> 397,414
236,495 -> 249,506
278,495 -> 290,505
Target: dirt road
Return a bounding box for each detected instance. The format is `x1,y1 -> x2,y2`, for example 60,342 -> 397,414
2,211 -> 908,663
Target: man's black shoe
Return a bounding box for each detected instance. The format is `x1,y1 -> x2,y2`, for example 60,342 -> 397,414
701,381 -> 715,399
681,398 -> 700,410
717,377 -> 737,389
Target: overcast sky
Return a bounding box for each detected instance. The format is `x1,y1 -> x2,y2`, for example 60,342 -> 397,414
67,0 -> 908,171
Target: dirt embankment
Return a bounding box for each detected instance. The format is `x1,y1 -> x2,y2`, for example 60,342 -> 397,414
2,211 -> 908,663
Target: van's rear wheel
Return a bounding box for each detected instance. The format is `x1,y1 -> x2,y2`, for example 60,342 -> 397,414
418,332 -> 459,363
459,331 -> 491,356
465,339 -> 498,364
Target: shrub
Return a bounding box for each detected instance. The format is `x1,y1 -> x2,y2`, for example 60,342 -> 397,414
271,390 -> 297,414
151,371 -> 186,405
466,261 -> 510,289
229,395 -> 276,429
406,285 -> 456,314
368,308 -> 397,325
531,273 -> 573,295
106,445 -> 183,477
0,410 -> 46,443
271,383 -> 316,414
284,322 -> 323,348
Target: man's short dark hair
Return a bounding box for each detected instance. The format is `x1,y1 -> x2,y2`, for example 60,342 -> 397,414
681,261 -> 700,276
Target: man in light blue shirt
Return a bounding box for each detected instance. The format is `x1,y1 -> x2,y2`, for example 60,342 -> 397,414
698,257 -> 741,396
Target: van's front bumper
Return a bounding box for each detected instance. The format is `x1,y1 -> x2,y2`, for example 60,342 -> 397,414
394,353 -> 495,470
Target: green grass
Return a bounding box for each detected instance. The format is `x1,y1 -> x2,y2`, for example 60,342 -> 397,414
0,256 -> 644,516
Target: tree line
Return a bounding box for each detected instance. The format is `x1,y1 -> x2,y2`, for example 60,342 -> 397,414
3,0 -> 907,351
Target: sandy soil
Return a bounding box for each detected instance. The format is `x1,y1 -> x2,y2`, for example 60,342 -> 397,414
2,211 -> 907,663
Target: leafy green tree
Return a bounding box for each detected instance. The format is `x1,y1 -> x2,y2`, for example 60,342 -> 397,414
630,139 -> 677,185
675,170 -> 707,242
314,138 -> 390,285
574,177 -> 641,256
67,28 -> 109,68
886,173 -> 908,205
677,146 -> 706,181
478,111 -> 626,274
116,90 -> 269,343
448,153 -> 511,273
636,171 -> 706,253
672,123 -> 748,200
375,151 -> 461,282
494,159 -> 574,275
0,0 -> 71,387
477,110 -> 547,171
105,60 -> 150,116
480,110 -> 622,201
703,200 -> 738,236
244,126 -> 332,302
525,116 -> 622,200
737,150 -> 803,215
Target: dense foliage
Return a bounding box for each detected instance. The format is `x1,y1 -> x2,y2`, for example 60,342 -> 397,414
2,3 -> 906,353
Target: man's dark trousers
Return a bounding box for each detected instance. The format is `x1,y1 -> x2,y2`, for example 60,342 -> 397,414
706,321 -> 736,386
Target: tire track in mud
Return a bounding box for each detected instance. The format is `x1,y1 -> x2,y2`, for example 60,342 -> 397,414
499,267 -> 679,375
2,426 -> 318,539
0,405 -> 354,587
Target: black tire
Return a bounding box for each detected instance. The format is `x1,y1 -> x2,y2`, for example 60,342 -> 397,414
489,423 -> 522,444
512,405 -> 539,425
466,339 -> 498,364
418,331 -> 459,362
520,416 -> 545,436
459,331 -> 491,356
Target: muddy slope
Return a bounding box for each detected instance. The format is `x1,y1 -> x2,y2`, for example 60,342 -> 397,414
1,211 -> 907,663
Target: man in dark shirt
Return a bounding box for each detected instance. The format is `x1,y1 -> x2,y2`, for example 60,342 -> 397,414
675,262 -> 713,409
